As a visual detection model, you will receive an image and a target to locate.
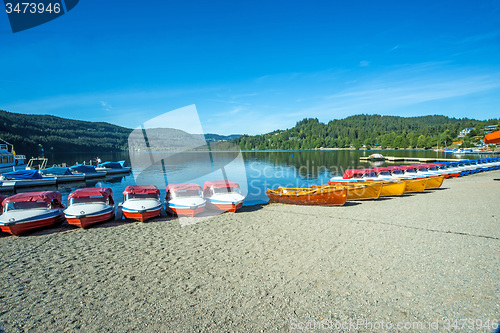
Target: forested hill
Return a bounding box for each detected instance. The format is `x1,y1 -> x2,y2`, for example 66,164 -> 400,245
234,115 -> 499,150
0,110 -> 131,155
0,110 -> 241,155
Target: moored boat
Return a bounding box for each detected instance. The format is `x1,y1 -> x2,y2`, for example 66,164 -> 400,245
374,180 -> 406,197
0,138 -> 26,173
165,183 -> 205,217
368,153 -> 385,161
344,182 -> 383,200
380,166 -> 428,192
122,185 -> 162,222
203,180 -> 245,212
0,170 -> 57,188
65,187 -> 115,228
40,166 -> 86,183
329,169 -> 401,198
397,165 -> 444,190
70,164 -> 107,179
354,169 -> 407,196
0,195 -> 7,212
96,161 -> 131,175
0,191 -> 65,235
266,185 -> 347,206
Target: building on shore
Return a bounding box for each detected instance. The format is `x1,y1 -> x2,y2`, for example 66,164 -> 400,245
483,125 -> 499,134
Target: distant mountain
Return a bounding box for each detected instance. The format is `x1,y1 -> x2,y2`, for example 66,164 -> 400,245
204,133 -> 242,142
128,128 -> 207,151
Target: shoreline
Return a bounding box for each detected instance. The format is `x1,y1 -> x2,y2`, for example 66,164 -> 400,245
0,170 -> 499,332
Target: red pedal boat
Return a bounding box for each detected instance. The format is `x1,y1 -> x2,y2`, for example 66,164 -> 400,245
0,191 -> 65,235
65,187 -> 115,228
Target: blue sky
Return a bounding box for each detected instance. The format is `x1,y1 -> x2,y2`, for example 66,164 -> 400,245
1,0 -> 500,135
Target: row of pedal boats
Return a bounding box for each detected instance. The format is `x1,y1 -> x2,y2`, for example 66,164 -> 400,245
0,162 -> 131,188
266,158 -> 500,206
0,181 -> 245,235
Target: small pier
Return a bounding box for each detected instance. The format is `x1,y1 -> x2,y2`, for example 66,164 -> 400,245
359,156 -> 461,163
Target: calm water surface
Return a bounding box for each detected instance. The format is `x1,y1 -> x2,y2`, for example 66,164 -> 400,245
29,150 -> 485,206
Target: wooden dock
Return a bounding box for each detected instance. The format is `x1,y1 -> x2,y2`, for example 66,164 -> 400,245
359,156 -> 461,163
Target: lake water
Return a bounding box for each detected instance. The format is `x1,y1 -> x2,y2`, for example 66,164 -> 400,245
24,149 -> 487,206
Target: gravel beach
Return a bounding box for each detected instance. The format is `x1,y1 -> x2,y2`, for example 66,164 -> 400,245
0,171 -> 499,332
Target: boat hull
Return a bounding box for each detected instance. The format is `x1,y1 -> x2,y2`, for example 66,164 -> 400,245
330,180 -> 405,197
266,186 -> 348,206
403,178 -> 428,193
166,206 -> 204,217
96,167 -> 131,175
206,201 -> 243,213
345,183 -> 382,200
327,181 -> 383,200
52,175 -> 86,183
122,199 -> 163,222
0,212 -> 65,236
78,171 -> 107,179
66,210 -> 115,228
1,178 -> 57,188
123,208 -> 161,222
424,176 -> 444,189
378,180 -> 406,197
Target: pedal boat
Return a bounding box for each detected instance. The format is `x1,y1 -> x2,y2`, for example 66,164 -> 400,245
266,185 -> 347,206
122,185 -> 162,222
0,191 -> 65,235
434,162 -> 462,177
0,195 -> 7,213
65,187 -> 115,228
203,180 -> 245,212
426,164 -> 459,178
165,183 -> 205,217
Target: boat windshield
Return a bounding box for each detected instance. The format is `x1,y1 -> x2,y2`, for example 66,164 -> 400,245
364,172 -> 377,177
428,167 -> 438,171
126,193 -> 159,200
391,170 -> 403,175
212,187 -> 240,195
4,201 -> 49,212
378,171 -> 391,176
405,169 -> 417,174
70,196 -> 107,205
172,190 -> 201,198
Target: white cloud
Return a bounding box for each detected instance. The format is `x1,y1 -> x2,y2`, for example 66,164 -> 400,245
100,101 -> 112,111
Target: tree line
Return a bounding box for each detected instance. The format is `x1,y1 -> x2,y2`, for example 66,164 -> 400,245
0,110 -> 131,156
1,110 -> 497,155
233,114 -> 499,150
